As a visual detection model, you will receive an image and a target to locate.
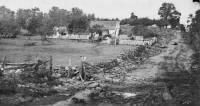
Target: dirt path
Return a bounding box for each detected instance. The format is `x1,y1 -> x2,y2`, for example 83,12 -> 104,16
125,30 -> 183,82
125,31 -> 192,83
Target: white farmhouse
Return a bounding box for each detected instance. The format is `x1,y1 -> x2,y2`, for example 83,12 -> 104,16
90,21 -> 120,38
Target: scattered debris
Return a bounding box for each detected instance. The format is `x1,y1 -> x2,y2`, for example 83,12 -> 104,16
24,42 -> 37,46
159,44 -> 168,48
171,41 -> 178,45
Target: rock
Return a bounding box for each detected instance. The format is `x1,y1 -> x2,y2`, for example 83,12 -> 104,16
160,45 -> 167,48
99,92 -> 105,98
70,89 -> 92,104
18,96 -> 33,103
99,83 -> 107,88
15,69 -> 22,74
90,78 -> 94,81
171,42 -> 178,45
162,91 -> 173,101
88,82 -> 99,88
71,97 -> 86,104
121,92 -> 136,98
95,87 -> 102,91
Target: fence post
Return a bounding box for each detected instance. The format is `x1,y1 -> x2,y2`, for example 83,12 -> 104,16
49,56 -> 53,73
67,58 -> 71,78
2,56 -> 7,70
80,56 -> 87,81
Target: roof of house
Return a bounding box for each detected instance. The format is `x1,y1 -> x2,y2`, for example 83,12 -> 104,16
90,21 -> 120,30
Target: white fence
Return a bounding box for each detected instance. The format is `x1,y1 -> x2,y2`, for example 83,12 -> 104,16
48,34 -> 90,40
119,37 -> 157,46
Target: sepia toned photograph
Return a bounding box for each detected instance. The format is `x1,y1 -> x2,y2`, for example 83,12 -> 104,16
0,0 -> 199,106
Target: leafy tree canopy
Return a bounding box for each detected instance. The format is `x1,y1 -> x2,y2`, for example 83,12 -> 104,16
158,2 -> 181,28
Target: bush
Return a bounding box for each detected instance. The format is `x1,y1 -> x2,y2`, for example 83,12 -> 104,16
0,78 -> 18,94
130,18 -> 155,26
120,45 -> 148,62
129,25 -> 156,39
24,42 -> 37,46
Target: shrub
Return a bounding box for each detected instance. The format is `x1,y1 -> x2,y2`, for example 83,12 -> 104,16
129,25 -> 157,39
0,78 -> 18,94
24,42 -> 37,46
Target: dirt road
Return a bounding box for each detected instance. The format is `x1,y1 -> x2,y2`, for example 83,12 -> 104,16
125,31 -> 193,84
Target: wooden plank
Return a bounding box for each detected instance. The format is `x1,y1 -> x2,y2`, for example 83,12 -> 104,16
0,60 -> 49,66
1,63 -> 36,65
4,67 -> 24,70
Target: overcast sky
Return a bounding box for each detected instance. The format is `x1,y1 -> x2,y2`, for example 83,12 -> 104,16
0,0 -> 199,24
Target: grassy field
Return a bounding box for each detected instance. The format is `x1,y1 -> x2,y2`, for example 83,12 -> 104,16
0,36 -> 135,66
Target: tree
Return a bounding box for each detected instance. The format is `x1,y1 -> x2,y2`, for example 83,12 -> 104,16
68,15 -> 89,34
168,10 -> 181,28
48,6 -> 70,27
49,7 -> 91,35
155,19 -> 169,28
0,6 -> 19,37
16,9 -> 32,29
179,24 -> 186,32
120,12 -> 138,25
130,12 -> 138,20
186,14 -> 193,31
158,3 -> 181,28
87,13 -> 95,21
130,18 -> 154,26
89,24 -> 103,40
37,13 -> 54,40
187,9 -> 200,106
120,18 -> 131,25
16,7 -> 43,37
129,25 -> 156,39
191,10 -> 200,35
89,24 -> 103,34
71,7 -> 83,16
187,9 -> 200,50
26,8 -> 43,36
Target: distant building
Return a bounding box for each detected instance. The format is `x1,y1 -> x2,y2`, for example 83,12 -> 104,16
48,26 -> 90,40
50,26 -> 68,38
90,21 -> 120,38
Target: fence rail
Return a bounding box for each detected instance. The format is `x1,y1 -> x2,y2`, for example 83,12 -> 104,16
0,56 -> 52,72
119,37 -> 157,46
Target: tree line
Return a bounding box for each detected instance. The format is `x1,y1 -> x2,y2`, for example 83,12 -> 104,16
0,6 -> 98,38
184,2 -> 200,106
121,3 -> 182,29
187,9 -> 200,51
0,2 -> 184,38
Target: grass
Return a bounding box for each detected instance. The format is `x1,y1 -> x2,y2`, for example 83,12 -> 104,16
0,36 -> 135,66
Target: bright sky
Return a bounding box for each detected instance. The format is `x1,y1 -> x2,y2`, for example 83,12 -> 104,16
0,0 -> 199,24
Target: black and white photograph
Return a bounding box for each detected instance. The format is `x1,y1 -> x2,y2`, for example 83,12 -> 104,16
0,0 -> 199,106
